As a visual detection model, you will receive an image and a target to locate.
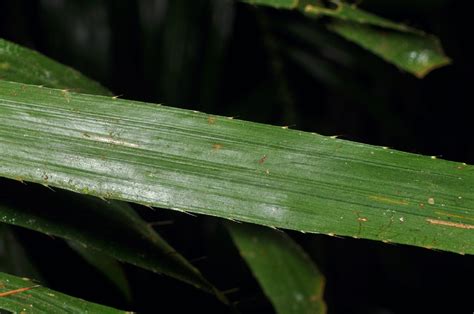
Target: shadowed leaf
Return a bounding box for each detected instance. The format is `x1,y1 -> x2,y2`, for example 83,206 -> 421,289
241,0 -> 299,9
0,271 -> 126,313
228,223 -> 326,314
67,240 -> 132,301
302,2 -> 415,32
0,39 -> 110,95
327,21 -> 450,77
0,224 -> 43,281
0,187 -> 223,300
238,0 -> 450,77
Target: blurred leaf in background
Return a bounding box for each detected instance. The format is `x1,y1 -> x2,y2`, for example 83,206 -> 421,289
228,223 -> 326,314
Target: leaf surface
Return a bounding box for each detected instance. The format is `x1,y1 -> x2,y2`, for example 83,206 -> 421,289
238,0 -> 450,77
0,38 -> 222,300
0,80 -> 472,254
0,189 -> 221,298
241,0 -> 298,9
327,21 -> 450,77
0,39 -> 110,95
0,272 -> 126,313
67,240 -> 132,301
228,223 -> 326,314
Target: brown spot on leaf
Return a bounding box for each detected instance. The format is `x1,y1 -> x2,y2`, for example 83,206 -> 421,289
426,218 -> 474,230
435,211 -> 474,222
369,195 -> 408,206
207,116 -> 216,124
212,143 -> 222,151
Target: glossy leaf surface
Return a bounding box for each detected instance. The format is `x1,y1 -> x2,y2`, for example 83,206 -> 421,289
0,37 -> 221,299
0,80 -> 472,254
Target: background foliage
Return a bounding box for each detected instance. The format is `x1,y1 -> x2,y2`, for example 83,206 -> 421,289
0,0 -> 473,313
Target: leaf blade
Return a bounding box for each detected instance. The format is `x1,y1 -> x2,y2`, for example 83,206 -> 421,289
301,3 -> 451,77
327,21 -> 451,77
0,37 -> 223,300
228,223 -> 326,314
302,2 -> 414,32
0,224 -> 43,281
0,272 -> 126,313
237,0 -> 451,76
0,189 -> 221,299
0,80 -> 472,254
240,0 -> 299,9
67,240 -> 132,301
0,39 -> 110,95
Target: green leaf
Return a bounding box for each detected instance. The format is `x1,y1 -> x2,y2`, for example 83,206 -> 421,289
67,240 -> 132,301
0,190 -> 223,300
0,80 -> 472,255
0,39 -> 110,95
302,2 -> 451,77
0,37 -> 224,302
238,0 -> 450,77
241,0 -> 299,9
0,272 -> 126,313
302,2 -> 414,32
327,21 -> 450,77
0,225 -> 43,281
228,223 -> 326,314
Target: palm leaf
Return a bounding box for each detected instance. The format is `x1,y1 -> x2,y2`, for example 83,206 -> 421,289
0,80 -> 472,255
239,0 -> 450,77
0,272 -> 126,313
0,38 -> 223,301
228,223 -> 326,314
0,188 -> 223,300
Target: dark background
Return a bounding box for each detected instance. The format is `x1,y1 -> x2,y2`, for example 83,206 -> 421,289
0,0 -> 472,313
